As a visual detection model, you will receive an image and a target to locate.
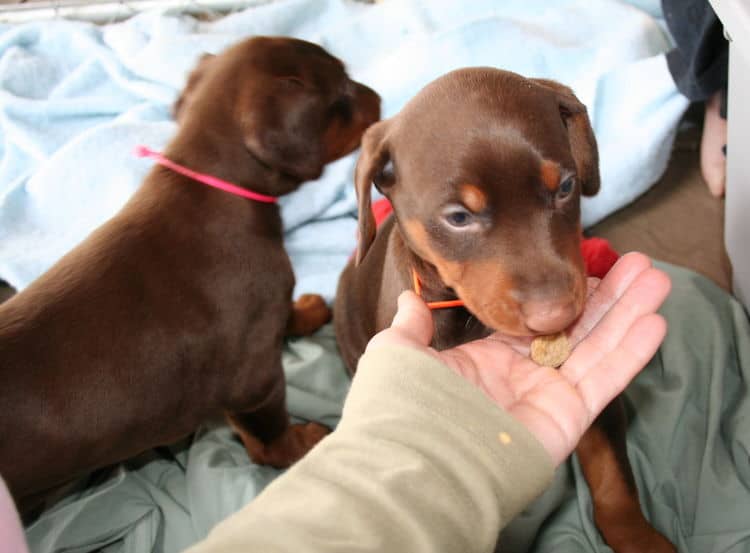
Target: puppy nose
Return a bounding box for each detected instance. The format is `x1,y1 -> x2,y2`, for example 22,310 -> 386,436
522,299 -> 578,334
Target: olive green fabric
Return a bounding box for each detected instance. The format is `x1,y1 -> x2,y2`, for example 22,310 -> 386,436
25,263 -> 750,553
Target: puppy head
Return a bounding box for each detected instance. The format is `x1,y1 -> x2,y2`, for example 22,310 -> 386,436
355,68 -> 599,336
173,37 -> 380,187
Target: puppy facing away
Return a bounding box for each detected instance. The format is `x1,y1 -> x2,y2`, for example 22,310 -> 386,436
0,36 -> 380,506
334,68 -> 675,553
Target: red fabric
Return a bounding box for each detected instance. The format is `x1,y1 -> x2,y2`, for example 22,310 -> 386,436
581,236 -> 620,279
372,197 -> 395,228
370,198 -> 620,278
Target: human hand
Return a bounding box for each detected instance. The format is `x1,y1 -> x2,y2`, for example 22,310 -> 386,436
365,252 -> 671,465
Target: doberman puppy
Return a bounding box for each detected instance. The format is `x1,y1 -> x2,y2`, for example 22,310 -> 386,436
0,36 -> 380,507
334,68 -> 675,553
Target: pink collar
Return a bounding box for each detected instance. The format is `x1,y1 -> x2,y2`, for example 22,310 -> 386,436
135,145 -> 278,204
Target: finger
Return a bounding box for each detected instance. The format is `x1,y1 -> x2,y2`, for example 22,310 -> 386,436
568,252 -> 654,346
585,276 -> 601,300
562,266 -> 671,384
576,313 -> 667,419
389,291 -> 435,346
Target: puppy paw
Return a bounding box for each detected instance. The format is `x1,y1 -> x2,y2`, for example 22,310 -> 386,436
287,294 -> 332,336
243,422 -> 330,468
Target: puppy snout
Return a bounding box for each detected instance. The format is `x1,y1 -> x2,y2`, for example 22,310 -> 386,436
521,298 -> 578,334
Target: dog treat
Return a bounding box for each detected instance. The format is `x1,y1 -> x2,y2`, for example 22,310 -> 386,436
530,332 -> 571,368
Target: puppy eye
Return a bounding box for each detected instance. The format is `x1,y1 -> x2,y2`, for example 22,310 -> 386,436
557,177 -> 575,200
328,97 -> 353,122
373,160 -> 395,190
278,76 -> 306,89
442,206 -> 474,229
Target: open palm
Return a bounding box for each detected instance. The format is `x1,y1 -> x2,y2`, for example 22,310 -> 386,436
366,252 -> 671,465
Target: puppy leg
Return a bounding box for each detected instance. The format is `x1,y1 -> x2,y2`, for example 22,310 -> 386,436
286,294 -> 332,336
576,398 -> 676,553
227,376 -> 328,468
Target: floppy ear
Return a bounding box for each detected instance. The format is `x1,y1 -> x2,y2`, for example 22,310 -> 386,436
242,79 -> 329,182
173,53 -> 216,124
532,79 -> 600,196
354,120 -> 391,265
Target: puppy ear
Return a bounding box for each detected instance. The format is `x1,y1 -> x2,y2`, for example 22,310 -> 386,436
244,94 -> 327,182
173,53 -> 216,124
354,120 -> 391,265
532,79 -> 600,196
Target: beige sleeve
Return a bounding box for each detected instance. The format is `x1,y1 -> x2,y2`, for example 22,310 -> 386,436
186,345 -> 554,553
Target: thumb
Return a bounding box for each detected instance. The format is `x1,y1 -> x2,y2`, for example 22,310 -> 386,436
390,291 -> 435,346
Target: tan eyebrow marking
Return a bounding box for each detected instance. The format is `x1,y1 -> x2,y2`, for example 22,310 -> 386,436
540,159 -> 561,192
459,184 -> 487,213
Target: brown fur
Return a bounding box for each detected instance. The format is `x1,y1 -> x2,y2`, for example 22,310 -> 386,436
0,36 -> 380,506
334,68 -> 674,552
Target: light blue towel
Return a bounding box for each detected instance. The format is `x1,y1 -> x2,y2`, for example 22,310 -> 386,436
0,0 -> 687,301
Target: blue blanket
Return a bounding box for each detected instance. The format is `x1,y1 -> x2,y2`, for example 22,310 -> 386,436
0,0 -> 687,300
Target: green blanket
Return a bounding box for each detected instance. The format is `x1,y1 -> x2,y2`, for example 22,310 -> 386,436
25,263 -> 750,553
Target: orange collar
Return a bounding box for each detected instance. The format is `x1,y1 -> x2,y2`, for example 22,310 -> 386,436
411,268 -> 465,310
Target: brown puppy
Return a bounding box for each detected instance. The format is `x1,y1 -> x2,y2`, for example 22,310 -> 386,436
334,68 -> 675,553
0,36 -> 380,505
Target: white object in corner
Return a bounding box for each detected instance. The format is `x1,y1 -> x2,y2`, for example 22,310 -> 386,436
710,0 -> 750,309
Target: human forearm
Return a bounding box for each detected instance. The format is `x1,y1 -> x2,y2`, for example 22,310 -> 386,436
186,345 -> 553,553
